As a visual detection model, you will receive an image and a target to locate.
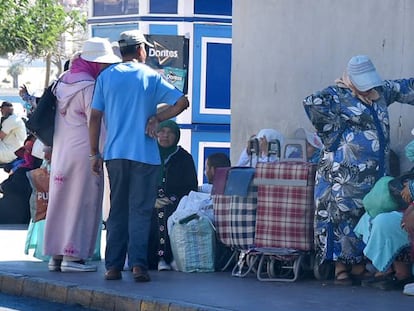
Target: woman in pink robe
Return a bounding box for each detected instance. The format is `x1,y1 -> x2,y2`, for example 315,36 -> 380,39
43,38 -> 120,272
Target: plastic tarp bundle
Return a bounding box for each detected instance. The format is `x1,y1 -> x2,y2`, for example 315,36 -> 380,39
170,216 -> 215,272
168,191 -> 216,272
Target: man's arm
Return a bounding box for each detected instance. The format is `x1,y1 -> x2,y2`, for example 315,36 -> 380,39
89,108 -> 103,175
0,131 -> 6,140
145,96 -> 189,138
156,96 -> 189,122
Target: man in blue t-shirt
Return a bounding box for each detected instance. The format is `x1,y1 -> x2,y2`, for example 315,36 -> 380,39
89,30 -> 189,282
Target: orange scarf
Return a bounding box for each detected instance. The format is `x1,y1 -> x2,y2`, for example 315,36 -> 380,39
335,72 -> 379,105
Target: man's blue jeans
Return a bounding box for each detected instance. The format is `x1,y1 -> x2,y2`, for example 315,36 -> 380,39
105,159 -> 159,271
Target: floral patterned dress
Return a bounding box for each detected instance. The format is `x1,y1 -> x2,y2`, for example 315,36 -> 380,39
303,79 -> 414,265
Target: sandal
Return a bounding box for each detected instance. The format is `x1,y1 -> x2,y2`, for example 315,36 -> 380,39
361,273 -> 394,287
334,269 -> 353,286
371,276 -> 413,291
351,269 -> 375,284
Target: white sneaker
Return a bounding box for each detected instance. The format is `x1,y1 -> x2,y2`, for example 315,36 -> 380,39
48,258 -> 62,272
61,260 -> 97,272
403,283 -> 414,296
158,259 -> 171,271
123,257 -> 131,271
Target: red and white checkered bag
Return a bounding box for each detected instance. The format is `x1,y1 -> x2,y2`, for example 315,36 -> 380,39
254,161 -> 316,251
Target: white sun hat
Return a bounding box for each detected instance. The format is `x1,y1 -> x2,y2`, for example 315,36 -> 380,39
80,37 -> 121,64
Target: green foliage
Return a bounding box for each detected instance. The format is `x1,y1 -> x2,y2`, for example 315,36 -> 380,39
0,0 -> 86,58
7,63 -> 24,77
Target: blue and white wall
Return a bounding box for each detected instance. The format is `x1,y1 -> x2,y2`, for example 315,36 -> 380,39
88,0 -> 232,184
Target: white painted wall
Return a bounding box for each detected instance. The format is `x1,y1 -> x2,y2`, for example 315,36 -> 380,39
232,0 -> 414,170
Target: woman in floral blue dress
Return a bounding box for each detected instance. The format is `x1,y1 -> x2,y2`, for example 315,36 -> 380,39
303,55 -> 414,285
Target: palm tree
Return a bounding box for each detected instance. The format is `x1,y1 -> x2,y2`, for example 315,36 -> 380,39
7,63 -> 24,88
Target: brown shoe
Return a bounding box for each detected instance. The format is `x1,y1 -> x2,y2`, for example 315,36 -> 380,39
105,269 -> 122,280
132,266 -> 151,282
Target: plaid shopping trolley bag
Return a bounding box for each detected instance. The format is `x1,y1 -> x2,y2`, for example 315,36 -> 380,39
213,167 -> 257,250
254,161 -> 316,251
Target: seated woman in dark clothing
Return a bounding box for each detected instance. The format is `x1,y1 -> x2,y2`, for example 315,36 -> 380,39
0,135 -> 43,224
147,120 -> 198,271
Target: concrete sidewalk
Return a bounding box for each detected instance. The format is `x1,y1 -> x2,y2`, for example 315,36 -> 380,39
0,224 -> 413,311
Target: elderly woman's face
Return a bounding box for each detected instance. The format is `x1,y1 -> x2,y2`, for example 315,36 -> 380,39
157,127 -> 177,148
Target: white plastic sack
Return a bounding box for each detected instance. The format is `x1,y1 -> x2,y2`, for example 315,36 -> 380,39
167,191 -> 213,233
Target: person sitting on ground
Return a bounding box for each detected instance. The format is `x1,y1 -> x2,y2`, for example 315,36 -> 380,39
285,128 -> 324,163
236,128 -> 284,167
199,152 -> 231,194
0,135 -> 42,195
147,120 -> 198,271
354,134 -> 414,291
201,152 -> 233,270
0,135 -> 41,225
0,101 -> 27,164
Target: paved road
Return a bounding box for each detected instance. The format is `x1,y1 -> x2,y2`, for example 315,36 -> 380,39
0,292 -> 92,311
1,224 -> 413,311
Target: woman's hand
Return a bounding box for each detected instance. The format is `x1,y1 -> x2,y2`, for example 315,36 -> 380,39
401,182 -> 412,203
246,134 -> 256,155
259,136 -> 269,157
19,84 -> 29,99
155,196 -> 173,209
401,204 -> 414,235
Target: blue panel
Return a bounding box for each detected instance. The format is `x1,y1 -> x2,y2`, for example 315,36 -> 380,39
89,16 -> 231,25
192,24 -> 232,124
91,24 -> 139,42
205,43 -> 231,110
149,24 -> 178,35
180,123 -> 230,132
194,0 -> 232,16
93,0 -> 138,16
150,0 -> 177,13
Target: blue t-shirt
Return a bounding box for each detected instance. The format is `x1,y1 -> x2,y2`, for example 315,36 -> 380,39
92,62 -> 183,165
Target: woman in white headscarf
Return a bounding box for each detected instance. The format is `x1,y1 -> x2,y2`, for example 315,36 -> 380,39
236,128 -> 284,167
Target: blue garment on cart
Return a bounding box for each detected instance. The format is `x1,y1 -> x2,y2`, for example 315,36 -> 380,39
224,167 -> 255,197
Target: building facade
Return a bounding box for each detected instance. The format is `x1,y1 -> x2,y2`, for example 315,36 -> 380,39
88,0 -> 232,184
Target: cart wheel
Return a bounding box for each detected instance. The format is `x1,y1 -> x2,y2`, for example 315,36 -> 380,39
246,254 -> 259,273
292,255 -> 303,281
313,260 -> 334,280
